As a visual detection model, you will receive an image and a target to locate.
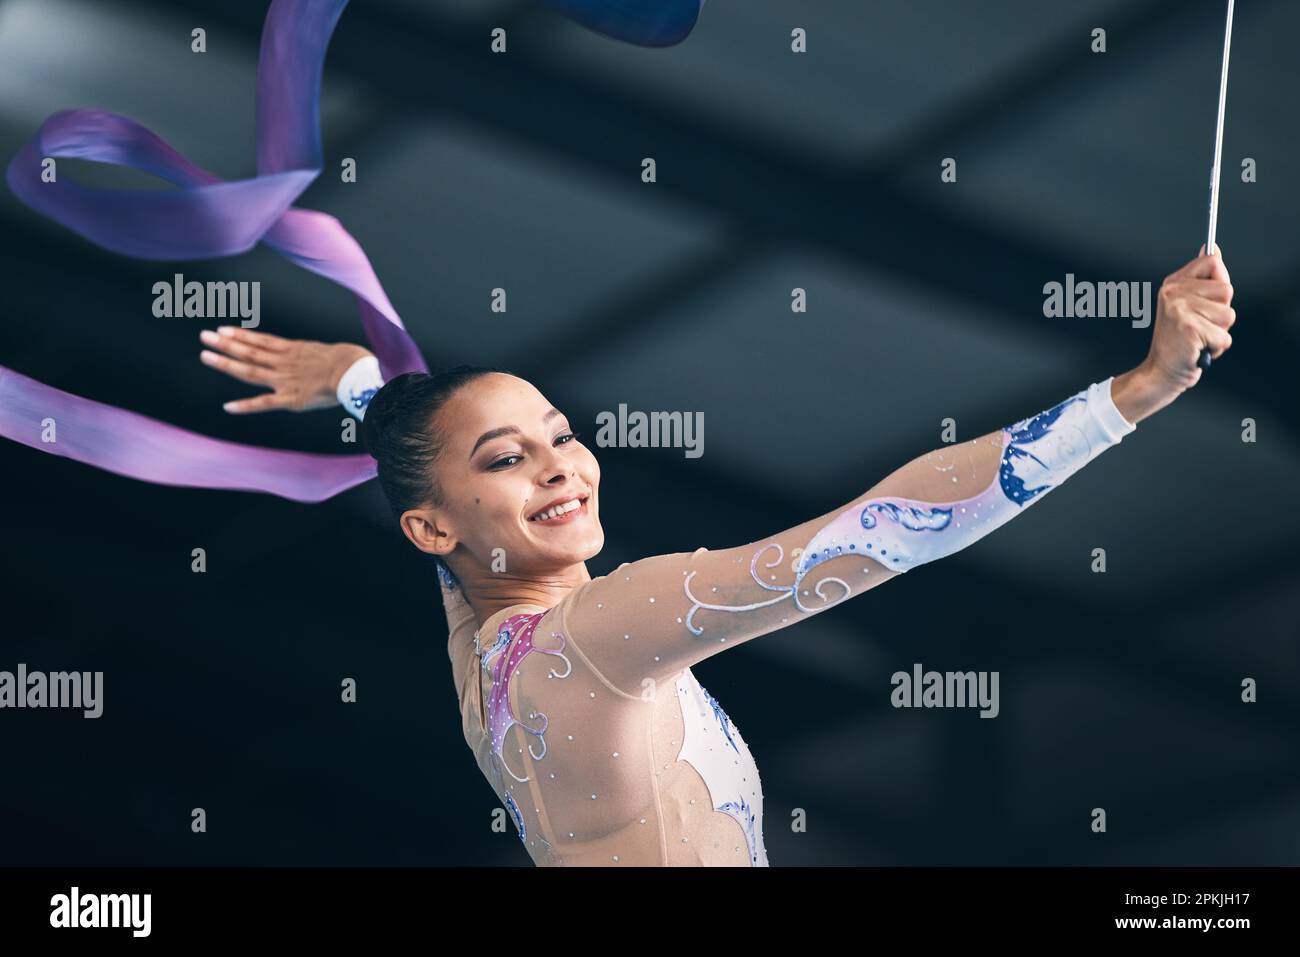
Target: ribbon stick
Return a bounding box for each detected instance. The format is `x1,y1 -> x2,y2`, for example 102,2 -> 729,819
1199,0 -> 1235,371
2,0 -> 703,502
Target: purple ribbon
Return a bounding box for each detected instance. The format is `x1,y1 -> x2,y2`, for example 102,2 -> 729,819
1,0 -> 702,502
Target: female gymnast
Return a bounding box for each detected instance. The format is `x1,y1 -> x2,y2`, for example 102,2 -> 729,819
1,0 -> 1238,866
196,247 -> 1237,865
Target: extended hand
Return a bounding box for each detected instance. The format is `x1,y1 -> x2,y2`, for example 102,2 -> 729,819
1112,248 -> 1236,424
1149,247 -> 1236,391
198,327 -> 371,413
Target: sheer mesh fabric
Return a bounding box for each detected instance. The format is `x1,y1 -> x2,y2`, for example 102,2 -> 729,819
446,583 -> 765,865
443,379 -> 1135,865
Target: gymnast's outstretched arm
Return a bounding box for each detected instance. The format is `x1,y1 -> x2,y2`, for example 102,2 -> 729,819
537,250 -> 1236,694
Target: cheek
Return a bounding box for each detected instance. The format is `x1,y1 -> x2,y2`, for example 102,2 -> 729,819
580,447 -> 601,485
455,482 -> 526,542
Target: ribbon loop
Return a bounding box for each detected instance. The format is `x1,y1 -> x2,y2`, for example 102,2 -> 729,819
2,0 -> 703,502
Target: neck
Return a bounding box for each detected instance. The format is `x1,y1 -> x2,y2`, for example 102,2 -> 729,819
453,561 -> 593,626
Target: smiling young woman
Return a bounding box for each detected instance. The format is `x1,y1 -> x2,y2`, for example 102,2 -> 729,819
195,247 -> 1237,865
0,0 -> 1240,869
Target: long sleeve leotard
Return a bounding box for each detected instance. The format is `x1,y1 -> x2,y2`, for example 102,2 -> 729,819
385,367 -> 1136,866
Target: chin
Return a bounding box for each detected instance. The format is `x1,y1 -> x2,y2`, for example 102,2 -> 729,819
558,528 -> 604,565
581,530 -> 606,562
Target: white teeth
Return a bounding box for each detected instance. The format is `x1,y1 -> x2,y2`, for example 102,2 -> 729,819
530,497 -> 583,522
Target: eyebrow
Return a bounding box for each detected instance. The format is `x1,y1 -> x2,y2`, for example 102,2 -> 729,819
469,408 -> 563,459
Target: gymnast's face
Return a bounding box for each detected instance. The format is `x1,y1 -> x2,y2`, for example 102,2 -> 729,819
420,372 -> 603,575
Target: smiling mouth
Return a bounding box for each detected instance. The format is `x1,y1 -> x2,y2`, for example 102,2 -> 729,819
527,495 -> 589,524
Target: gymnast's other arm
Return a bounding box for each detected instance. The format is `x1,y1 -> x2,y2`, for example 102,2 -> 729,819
196,326 -> 376,415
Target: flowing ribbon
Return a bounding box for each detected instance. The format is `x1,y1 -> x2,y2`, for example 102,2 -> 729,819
1,0 -> 702,503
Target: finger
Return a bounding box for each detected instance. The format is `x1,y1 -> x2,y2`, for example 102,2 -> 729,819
215,325 -> 292,353
222,392 -> 289,414
1169,250 -> 1209,280
1189,298 -> 1236,329
1172,253 -> 1226,281
1194,314 -> 1233,360
199,329 -> 278,367
199,349 -> 275,386
1172,278 -> 1234,304
1203,248 -> 1231,285
1209,248 -> 1231,286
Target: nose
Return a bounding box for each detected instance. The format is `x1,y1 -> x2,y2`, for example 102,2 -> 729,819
545,465 -> 576,486
536,444 -> 577,487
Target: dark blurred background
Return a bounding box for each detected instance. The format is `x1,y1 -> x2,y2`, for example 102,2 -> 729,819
1,0 -> 1296,866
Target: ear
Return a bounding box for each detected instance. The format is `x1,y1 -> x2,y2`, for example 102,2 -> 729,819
399,507 -> 457,558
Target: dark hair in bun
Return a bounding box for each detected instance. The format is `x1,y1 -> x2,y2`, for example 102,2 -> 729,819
362,364 -> 506,521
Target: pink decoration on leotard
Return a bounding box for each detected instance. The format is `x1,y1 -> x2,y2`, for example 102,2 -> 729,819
480,612 -> 572,783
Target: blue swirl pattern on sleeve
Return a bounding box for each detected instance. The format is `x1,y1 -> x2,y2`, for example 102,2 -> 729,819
681,379 -> 1135,632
